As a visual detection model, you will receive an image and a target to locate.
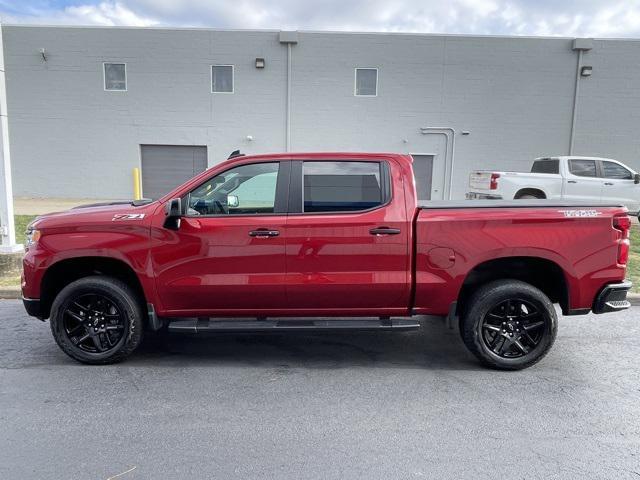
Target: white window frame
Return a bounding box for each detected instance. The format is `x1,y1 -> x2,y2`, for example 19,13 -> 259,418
103,62 -> 127,92
211,64 -> 235,94
354,67 -> 378,97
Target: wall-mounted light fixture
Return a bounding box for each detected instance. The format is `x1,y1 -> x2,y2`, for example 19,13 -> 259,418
39,48 -> 47,62
255,58 -> 265,69
580,65 -> 593,77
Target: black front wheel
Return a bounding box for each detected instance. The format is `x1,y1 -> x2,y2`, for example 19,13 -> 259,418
460,280 -> 557,370
50,276 -> 144,364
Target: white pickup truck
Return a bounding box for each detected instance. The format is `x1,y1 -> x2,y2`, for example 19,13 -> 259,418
466,156 -> 640,214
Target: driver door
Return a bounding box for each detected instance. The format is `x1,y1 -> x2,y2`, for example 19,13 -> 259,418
150,161 -> 289,315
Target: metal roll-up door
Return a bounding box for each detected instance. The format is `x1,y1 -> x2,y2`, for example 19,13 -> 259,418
141,145 -> 207,199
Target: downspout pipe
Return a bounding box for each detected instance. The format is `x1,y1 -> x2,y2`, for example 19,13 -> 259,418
419,127 -> 456,200
279,31 -> 298,152
569,38 -> 593,156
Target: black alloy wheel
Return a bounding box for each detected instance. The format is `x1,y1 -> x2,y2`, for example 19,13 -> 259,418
480,298 -> 546,358
62,293 -> 127,354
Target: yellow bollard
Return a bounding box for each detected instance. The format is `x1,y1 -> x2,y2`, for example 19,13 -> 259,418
132,167 -> 142,200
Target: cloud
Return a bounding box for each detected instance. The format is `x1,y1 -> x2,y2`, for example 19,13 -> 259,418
2,0 -> 640,37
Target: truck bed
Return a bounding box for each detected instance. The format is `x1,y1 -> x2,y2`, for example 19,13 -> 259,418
413,201 -> 628,316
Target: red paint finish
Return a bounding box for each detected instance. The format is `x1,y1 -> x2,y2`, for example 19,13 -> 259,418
22,152 -> 629,320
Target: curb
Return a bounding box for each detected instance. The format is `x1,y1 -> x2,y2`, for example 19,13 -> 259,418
0,287 -> 21,300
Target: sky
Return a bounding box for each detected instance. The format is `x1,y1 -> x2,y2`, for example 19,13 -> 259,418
1,0 -> 640,38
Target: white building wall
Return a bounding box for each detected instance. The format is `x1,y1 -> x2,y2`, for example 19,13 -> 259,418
3,26 -> 640,199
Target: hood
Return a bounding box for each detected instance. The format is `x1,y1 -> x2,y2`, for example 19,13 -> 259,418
31,199 -> 158,230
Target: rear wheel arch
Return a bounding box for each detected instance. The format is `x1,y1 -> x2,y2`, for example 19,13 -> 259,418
456,256 -> 569,317
40,257 -> 147,320
514,188 -> 546,199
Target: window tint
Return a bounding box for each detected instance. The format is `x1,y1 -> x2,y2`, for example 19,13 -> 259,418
212,65 -> 233,93
104,63 -> 126,91
187,163 -> 278,215
531,159 -> 559,174
602,161 -> 632,180
355,68 -> 377,96
303,161 -> 383,212
569,159 -> 597,177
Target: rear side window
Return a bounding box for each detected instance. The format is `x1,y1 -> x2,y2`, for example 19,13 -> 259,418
569,159 -> 597,177
303,161 -> 384,212
531,159 -> 559,174
602,161 -> 632,180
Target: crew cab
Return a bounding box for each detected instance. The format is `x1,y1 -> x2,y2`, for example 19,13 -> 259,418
467,156 -> 640,214
22,152 -> 632,370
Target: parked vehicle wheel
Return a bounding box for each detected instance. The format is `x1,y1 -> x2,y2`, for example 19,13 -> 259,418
460,280 -> 557,370
516,193 -> 541,199
49,276 -> 144,365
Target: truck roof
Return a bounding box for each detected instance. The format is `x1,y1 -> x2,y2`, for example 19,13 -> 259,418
536,156 -> 616,161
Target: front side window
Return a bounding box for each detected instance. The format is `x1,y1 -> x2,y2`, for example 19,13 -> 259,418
569,159 -> 597,177
104,63 -> 126,91
602,161 -> 632,180
355,68 -> 378,96
187,162 -> 279,215
212,65 -> 234,93
303,161 -> 383,212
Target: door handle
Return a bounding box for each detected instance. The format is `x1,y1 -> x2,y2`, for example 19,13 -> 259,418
249,229 -> 280,237
369,227 -> 401,236
604,182 -> 614,186
567,180 -> 578,184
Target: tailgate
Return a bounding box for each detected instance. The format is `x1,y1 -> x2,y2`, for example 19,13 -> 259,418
469,171 -> 493,190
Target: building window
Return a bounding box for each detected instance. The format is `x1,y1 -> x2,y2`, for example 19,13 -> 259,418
303,161 -> 384,212
104,63 -> 126,91
355,68 -> 378,96
211,65 -> 234,93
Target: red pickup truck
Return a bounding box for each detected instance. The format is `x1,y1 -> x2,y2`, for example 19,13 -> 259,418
22,152 -> 632,370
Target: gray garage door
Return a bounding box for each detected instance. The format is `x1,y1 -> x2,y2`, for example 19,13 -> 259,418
141,145 -> 208,199
411,154 -> 434,201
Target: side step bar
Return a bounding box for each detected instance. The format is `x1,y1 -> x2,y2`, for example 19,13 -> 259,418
168,318 -> 421,333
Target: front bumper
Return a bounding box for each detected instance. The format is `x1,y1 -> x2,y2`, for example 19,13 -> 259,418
593,280 -> 632,314
22,297 -> 44,320
466,192 -> 503,200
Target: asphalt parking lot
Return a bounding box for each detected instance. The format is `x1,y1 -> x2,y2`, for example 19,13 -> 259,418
1,299 -> 639,480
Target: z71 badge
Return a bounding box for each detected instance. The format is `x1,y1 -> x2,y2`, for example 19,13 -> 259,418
112,213 -> 146,221
557,209 -> 602,218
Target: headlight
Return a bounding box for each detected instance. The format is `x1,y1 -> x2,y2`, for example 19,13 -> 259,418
25,228 -> 41,248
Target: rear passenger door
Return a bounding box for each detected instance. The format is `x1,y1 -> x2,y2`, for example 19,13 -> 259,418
284,159 -> 411,313
563,159 -> 602,203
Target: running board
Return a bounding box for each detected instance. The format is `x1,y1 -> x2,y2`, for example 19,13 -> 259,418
168,318 -> 421,333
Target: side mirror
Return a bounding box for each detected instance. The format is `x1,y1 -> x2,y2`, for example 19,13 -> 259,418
634,173 -> 640,184
227,195 -> 239,208
163,198 -> 182,230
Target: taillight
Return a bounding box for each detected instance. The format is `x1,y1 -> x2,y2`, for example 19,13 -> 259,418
490,173 -> 500,190
614,215 -> 631,265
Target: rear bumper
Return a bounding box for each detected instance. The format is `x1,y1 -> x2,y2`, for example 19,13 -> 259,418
593,280 -> 632,314
22,297 -> 44,320
466,192 -> 503,200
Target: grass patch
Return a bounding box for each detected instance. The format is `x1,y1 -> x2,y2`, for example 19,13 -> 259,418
14,215 -> 36,246
628,226 -> 640,292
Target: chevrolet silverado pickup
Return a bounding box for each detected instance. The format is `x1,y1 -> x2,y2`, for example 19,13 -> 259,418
467,156 -> 640,214
22,152 -> 632,370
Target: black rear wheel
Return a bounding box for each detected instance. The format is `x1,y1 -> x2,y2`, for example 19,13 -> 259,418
460,280 -> 557,370
50,276 -> 143,364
